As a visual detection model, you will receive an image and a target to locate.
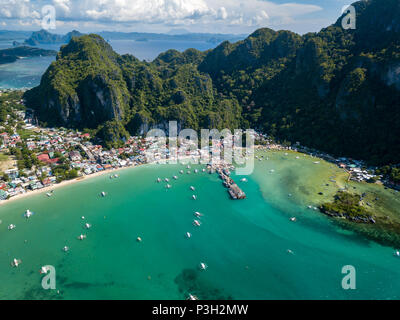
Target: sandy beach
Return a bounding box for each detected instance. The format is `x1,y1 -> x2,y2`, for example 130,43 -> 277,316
0,164 -> 139,206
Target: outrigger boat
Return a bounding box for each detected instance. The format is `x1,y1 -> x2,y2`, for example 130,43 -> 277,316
24,210 -> 33,219
8,224 -> 16,230
39,266 -> 50,274
84,223 -> 92,229
194,212 -> 203,217
62,246 -> 69,252
190,186 -> 195,191
192,195 -> 197,200
193,220 -> 201,227
101,191 -> 106,197
187,294 -> 198,300
77,234 -> 87,240
11,258 -> 21,268
185,232 -> 192,239
199,262 -> 208,270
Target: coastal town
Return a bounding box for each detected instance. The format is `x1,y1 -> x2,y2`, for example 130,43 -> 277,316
0,89 -> 398,204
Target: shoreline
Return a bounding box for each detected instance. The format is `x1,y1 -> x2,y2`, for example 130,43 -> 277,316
0,164 -> 140,207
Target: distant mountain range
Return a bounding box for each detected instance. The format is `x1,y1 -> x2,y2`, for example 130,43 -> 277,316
0,46 -> 57,64
24,0 -> 400,164
2,29 -> 245,47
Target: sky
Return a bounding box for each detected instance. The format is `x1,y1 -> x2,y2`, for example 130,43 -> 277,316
0,0 -> 357,35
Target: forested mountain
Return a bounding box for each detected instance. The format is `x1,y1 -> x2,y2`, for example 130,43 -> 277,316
25,0 -> 400,164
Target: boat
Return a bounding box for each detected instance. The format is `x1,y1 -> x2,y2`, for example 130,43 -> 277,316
39,266 -> 50,274
24,209 -> 33,219
194,212 -> 203,217
192,195 -> 197,200
81,216 -> 85,220
187,165 -> 191,169
173,176 -> 178,180
8,224 -> 16,230
77,234 -> 87,240
165,178 -> 169,182
190,186 -> 195,191
62,246 -> 69,252
11,258 -> 21,268
166,184 -> 172,189
394,250 -> 400,257
199,262 -> 208,270
290,217 -> 297,222
186,232 -> 192,239
202,169 -> 206,172
137,237 -> 142,242
180,170 -> 184,174
84,223 -> 92,229
287,249 -> 294,255
156,178 -> 161,183
187,294 -> 198,300
240,178 -> 248,182
46,192 -> 52,197
314,161 -> 320,164
101,191 -> 106,197
194,169 -> 198,173
193,220 -> 201,227
187,171 -> 191,174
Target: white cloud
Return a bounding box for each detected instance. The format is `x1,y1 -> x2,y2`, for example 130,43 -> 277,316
0,0 -> 324,33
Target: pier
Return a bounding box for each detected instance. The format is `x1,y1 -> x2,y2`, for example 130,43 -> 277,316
208,163 -> 246,200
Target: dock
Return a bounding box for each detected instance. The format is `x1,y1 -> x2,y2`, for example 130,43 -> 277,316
208,162 -> 246,200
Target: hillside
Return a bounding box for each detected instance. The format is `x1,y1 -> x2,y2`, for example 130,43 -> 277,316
25,0 -> 400,164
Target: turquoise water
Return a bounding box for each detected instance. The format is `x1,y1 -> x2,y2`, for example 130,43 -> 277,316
0,156 -> 399,300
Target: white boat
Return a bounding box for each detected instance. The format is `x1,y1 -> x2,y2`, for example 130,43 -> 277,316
202,169 -> 206,172
81,216 -> 85,220
314,161 -> 320,164
39,266 -> 50,274
165,178 -> 169,182
11,258 -> 21,268
194,169 -> 198,173
180,170 -> 184,174
290,217 -> 297,222
192,195 -> 197,200
173,176 -> 178,180
8,224 -> 16,230
240,178 -> 248,182
166,184 -> 172,189
187,165 -> 191,169
77,234 -> 86,240
24,210 -> 33,219
190,186 -> 195,191
62,246 -> 69,252
194,212 -> 203,217
193,220 -> 201,227
188,294 -> 198,300
394,250 -> 400,257
84,223 -> 92,229
101,192 -> 106,197
46,192 -> 52,197
186,232 -> 192,239
199,262 -> 208,270
156,178 -> 161,183
137,237 -> 142,242
287,249 -> 294,255
187,171 -> 191,174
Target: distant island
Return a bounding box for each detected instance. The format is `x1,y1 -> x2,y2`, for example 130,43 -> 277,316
0,46 -> 57,65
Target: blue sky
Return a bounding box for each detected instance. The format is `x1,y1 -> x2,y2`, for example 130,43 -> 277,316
0,0 -> 356,35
